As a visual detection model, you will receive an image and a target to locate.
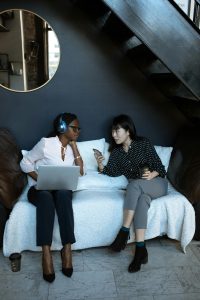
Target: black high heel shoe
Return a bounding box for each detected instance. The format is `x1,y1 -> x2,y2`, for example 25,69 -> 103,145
60,248 -> 73,277
42,255 -> 55,283
109,229 -> 130,252
43,272 -> 55,283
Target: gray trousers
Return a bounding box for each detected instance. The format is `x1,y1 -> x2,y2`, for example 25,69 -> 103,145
124,177 -> 168,229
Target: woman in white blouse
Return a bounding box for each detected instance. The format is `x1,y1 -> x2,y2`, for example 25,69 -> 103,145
20,113 -> 83,283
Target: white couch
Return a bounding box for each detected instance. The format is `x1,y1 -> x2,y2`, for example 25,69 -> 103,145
3,138 -> 195,256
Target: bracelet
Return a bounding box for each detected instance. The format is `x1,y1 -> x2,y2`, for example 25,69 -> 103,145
74,155 -> 81,160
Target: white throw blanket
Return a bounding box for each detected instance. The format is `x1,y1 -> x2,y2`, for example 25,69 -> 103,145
3,175 -> 195,256
3,139 -> 195,256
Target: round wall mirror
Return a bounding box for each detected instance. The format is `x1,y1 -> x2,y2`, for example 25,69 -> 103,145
0,9 -> 60,92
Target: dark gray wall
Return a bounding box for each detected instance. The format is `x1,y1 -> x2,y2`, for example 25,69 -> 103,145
0,0 -> 188,149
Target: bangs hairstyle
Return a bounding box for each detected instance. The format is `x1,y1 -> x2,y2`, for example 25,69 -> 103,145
109,114 -> 137,151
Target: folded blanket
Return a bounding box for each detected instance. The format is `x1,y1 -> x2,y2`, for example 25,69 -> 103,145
3,180 -> 195,256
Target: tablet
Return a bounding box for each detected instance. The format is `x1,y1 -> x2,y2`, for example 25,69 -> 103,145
36,165 -> 80,190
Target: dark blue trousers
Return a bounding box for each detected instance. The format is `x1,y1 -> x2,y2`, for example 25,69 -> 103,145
28,186 -> 76,246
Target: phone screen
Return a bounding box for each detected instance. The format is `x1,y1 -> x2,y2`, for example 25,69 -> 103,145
93,149 -> 102,156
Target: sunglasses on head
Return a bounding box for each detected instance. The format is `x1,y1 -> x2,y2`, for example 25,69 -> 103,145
68,125 -> 81,132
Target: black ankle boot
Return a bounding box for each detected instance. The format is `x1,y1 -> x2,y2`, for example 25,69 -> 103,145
110,229 -> 129,252
128,245 -> 148,273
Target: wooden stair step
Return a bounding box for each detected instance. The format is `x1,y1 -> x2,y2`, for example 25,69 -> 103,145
74,0 -> 110,19
102,13 -> 134,43
102,0 -> 200,99
173,97 -> 200,122
145,60 -> 171,76
127,44 -> 157,64
150,73 -> 199,101
126,44 -> 170,77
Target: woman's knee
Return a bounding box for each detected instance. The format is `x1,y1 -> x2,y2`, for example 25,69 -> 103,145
153,177 -> 168,198
28,188 -> 54,207
126,179 -> 142,197
125,179 -> 143,209
139,194 -> 151,206
124,193 -> 151,211
53,190 -> 73,211
54,190 -> 72,201
127,179 -> 143,190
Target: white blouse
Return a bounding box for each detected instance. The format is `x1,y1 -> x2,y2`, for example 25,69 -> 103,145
20,136 -> 75,186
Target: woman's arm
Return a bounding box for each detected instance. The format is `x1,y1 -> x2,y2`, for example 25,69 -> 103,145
69,141 -> 84,176
27,171 -> 38,181
94,153 -> 105,172
94,149 -> 122,177
144,138 -> 166,178
20,138 -> 45,177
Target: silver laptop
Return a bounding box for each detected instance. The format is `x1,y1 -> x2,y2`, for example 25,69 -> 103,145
36,165 -> 80,190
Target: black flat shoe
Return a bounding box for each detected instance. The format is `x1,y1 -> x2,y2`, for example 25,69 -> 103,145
60,248 -> 73,278
128,245 -> 148,273
43,272 -> 55,283
109,229 -> 130,252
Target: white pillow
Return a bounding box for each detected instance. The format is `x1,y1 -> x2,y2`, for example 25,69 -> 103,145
77,138 -> 105,171
103,142 -> 110,165
76,170 -> 128,191
22,149 -> 28,156
154,145 -> 173,171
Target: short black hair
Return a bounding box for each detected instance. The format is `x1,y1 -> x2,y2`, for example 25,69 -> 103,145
109,114 -> 137,151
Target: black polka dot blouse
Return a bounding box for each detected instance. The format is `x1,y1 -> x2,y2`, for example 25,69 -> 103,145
102,137 -> 166,179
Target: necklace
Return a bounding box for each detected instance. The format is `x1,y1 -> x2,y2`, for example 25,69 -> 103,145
61,145 -> 67,161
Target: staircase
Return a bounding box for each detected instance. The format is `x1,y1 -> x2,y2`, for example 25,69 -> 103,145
72,0 -> 200,119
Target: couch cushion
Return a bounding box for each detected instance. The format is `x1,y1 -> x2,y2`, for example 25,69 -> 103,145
76,171 -> 128,191
77,138 -> 105,171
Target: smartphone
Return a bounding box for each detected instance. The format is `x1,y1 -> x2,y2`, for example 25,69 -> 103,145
93,148 -> 103,157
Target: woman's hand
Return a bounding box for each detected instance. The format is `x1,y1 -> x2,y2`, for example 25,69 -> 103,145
94,153 -> 105,172
69,140 -> 77,148
141,170 -> 159,180
28,171 -> 38,181
69,141 -> 84,176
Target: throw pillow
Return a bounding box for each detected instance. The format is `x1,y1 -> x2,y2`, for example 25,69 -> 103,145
77,138 -> 105,171
154,145 -> 173,171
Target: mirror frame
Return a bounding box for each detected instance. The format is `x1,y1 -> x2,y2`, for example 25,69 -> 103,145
0,8 -> 60,92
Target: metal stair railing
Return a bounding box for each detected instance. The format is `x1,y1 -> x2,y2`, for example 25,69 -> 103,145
193,0 -> 200,28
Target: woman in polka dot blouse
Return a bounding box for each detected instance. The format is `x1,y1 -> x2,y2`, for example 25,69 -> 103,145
94,114 -> 168,273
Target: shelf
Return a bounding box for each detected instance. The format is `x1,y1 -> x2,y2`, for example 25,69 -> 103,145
0,24 -> 9,32
0,69 -> 9,72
